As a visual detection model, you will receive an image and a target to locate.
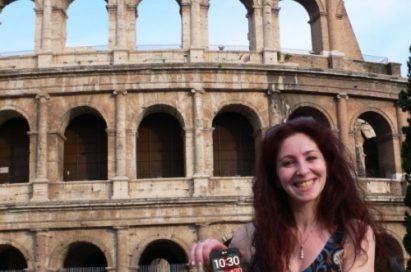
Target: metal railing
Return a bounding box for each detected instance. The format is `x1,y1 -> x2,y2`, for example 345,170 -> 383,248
0,44 -> 391,65
138,264 -> 188,272
61,268 -> 106,272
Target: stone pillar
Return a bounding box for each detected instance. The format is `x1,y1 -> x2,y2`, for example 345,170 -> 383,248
248,5 -> 264,51
110,2 -> 133,64
116,227 -> 129,272
189,0 -> 204,62
36,0 -> 54,67
267,84 -> 286,127
394,104 -> 405,180
262,1 -> 278,64
112,90 -> 129,199
191,89 -> 208,196
31,94 -> 50,202
336,93 -> 349,147
34,230 -> 49,272
181,1 -> 191,50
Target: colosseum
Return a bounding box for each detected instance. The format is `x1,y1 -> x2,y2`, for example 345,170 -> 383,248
0,0 -> 408,271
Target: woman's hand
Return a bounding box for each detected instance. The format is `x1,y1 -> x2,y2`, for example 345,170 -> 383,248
190,239 -> 227,267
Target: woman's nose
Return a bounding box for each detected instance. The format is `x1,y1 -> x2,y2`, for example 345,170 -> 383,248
296,162 -> 309,176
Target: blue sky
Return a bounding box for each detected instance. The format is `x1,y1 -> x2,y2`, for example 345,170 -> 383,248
0,0 -> 410,76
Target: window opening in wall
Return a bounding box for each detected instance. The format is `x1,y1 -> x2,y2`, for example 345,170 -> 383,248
136,0 -> 181,50
137,113 -> 184,178
138,239 -> 188,272
0,118 -> 29,184
0,0 -> 35,54
354,114 -> 395,179
64,114 -> 107,181
208,0 -> 248,51
63,242 -> 107,272
279,0 -> 312,54
0,245 -> 27,271
66,0 -> 108,49
288,106 -> 330,128
213,112 -> 255,176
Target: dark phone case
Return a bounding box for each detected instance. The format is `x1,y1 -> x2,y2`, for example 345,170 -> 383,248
209,247 -> 247,272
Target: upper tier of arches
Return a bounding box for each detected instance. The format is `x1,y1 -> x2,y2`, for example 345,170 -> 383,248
0,0 -> 362,61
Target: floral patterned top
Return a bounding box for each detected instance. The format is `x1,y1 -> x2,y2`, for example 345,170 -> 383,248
303,227 -> 344,272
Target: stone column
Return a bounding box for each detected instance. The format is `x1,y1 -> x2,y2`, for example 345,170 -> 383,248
116,227 -> 129,272
189,0 -> 204,62
36,0 -> 54,67
112,90 -> 129,199
181,1 -> 191,49
191,89 -> 208,196
34,230 -> 49,272
394,104 -> 405,180
262,1 -> 280,63
248,5 -> 264,51
267,84 -> 286,127
336,93 -> 349,147
111,2 -> 132,64
31,94 -> 50,202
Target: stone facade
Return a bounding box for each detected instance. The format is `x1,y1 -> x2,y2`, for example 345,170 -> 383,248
0,0 -> 408,271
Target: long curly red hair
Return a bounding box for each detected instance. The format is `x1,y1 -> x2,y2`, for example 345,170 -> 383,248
252,117 -> 386,271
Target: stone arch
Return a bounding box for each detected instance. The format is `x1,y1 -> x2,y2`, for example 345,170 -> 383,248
0,109 -> 31,184
211,103 -> 261,177
58,105 -> 108,135
133,103 -> 186,133
375,230 -> 405,271
288,103 -> 333,129
208,102 -> 263,133
351,109 -> 396,178
132,237 -> 189,269
62,107 -> 108,181
0,108 -> 32,130
49,236 -> 114,269
135,105 -> 185,179
0,240 -> 31,270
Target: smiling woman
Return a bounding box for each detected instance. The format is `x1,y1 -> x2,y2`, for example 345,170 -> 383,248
0,0 -> 34,53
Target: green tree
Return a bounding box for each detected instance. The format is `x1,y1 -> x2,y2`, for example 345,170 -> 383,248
397,45 -> 411,270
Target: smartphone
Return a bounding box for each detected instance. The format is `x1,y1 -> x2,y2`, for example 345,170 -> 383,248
209,247 -> 245,272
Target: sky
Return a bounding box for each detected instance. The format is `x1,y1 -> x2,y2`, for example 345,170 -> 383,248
0,0 -> 410,76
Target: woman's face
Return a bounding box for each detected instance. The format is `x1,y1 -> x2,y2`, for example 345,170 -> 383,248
276,133 -> 327,206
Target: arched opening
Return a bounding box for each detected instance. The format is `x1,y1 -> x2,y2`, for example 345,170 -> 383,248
208,0 -> 248,50
137,113 -> 184,178
64,114 -> 107,181
0,117 -> 29,184
63,242 -> 107,271
136,0 -> 181,49
0,245 -> 27,271
138,239 -> 188,272
376,233 -> 405,272
0,0 -> 35,53
288,106 -> 330,128
212,112 -> 255,176
66,0 -> 108,47
354,112 -> 395,178
279,0 -> 312,53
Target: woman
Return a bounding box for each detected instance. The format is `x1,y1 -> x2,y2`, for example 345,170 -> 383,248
191,117 -> 384,271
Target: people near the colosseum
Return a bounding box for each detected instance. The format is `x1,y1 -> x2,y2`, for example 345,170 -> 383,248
190,117 -> 389,271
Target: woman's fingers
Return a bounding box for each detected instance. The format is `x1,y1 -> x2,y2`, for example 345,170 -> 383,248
190,239 -> 227,266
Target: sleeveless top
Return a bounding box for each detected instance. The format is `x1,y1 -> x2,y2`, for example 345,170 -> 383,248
303,227 -> 344,272
251,227 -> 345,272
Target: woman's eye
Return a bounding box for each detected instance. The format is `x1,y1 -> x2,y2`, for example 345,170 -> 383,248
281,160 -> 294,167
307,156 -> 317,161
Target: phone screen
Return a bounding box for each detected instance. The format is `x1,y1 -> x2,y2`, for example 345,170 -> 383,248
209,248 -> 245,272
